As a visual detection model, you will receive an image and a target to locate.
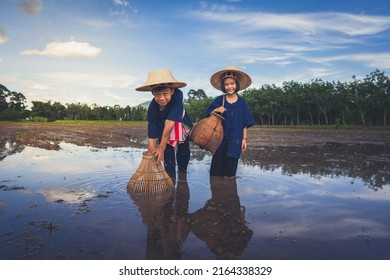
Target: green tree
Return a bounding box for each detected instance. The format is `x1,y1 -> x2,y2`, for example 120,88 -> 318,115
184,97 -> 214,122
31,101 -> 59,121
364,69 -> 390,126
132,106 -> 147,121
0,84 -> 10,111
242,88 -> 264,125
184,89 -> 213,122
309,79 -> 336,125
261,84 -> 281,125
8,91 -> 26,112
350,75 -> 371,126
282,81 -> 304,125
0,84 -> 28,120
188,89 -> 207,100
334,81 -> 353,126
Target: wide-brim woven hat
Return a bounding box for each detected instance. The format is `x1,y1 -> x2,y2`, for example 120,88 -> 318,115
136,69 -> 187,92
210,66 -> 252,91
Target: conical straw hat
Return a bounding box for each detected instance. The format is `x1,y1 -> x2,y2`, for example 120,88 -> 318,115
128,151 -> 174,193
136,69 -> 187,92
210,66 -> 252,91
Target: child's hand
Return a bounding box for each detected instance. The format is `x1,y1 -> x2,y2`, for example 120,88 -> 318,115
242,139 -> 247,151
213,106 -> 226,114
152,147 -> 165,164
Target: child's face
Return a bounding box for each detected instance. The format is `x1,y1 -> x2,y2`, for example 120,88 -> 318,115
223,77 -> 237,94
152,86 -> 174,108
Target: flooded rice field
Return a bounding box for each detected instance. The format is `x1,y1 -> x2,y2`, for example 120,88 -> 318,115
1,141 -> 389,260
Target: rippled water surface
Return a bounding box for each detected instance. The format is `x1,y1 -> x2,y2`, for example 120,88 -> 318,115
1,142 -> 389,259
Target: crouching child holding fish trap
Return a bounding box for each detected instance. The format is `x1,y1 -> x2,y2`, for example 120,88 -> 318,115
128,69 -> 193,192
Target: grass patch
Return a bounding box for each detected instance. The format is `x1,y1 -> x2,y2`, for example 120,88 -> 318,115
0,120 -> 147,127
52,120 -> 147,126
250,124 -> 390,132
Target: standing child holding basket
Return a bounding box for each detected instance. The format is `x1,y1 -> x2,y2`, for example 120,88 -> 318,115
206,66 -> 255,177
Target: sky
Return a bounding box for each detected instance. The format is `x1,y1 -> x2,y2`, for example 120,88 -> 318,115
1,0 -> 390,108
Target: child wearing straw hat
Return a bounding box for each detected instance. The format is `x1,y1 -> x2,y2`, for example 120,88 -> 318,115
206,66 -> 255,177
136,69 -> 193,178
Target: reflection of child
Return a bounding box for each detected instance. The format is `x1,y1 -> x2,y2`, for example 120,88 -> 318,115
128,172 -> 190,259
206,66 -> 255,177
136,69 -> 193,178
189,176 -> 253,259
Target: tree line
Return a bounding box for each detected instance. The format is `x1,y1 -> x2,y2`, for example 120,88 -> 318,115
185,69 -> 390,126
243,69 -> 389,126
0,84 -> 147,122
1,69 -> 389,125
29,101 -> 147,122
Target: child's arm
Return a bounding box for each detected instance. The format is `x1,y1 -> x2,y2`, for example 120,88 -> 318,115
242,127 -> 248,151
147,138 -> 157,155
206,95 -> 226,116
212,106 -> 226,114
152,119 -> 175,164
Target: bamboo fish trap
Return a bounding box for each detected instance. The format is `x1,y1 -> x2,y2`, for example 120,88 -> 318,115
127,151 -> 174,193
189,112 -> 224,155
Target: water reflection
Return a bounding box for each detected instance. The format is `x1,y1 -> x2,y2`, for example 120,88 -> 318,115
189,143 -> 389,189
189,176 -> 253,259
240,143 -> 389,189
2,138 -> 388,189
0,141 -> 25,161
1,141 -> 390,260
128,175 -> 253,260
127,173 -> 190,259
37,187 -> 97,204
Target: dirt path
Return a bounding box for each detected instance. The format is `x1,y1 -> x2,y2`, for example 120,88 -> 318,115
1,122 -> 389,153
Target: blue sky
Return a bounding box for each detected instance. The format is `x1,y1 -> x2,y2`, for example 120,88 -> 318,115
1,0 -> 390,108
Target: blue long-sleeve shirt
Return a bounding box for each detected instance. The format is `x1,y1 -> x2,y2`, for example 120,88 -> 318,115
147,89 -> 193,140
206,95 -> 255,158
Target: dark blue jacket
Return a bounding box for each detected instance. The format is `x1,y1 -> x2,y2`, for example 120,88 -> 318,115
147,89 -> 193,140
206,95 -> 255,158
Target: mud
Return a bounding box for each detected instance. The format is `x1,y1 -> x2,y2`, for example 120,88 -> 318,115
1,123 -> 390,260
1,122 -> 389,152
0,122 -> 146,151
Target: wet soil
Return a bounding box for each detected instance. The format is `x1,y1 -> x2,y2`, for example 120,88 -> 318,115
1,122 -> 389,151
1,122 -> 390,260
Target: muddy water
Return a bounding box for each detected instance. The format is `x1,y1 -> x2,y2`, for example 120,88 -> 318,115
0,142 -> 389,260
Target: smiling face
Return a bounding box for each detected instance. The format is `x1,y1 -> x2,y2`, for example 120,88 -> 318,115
152,86 -> 174,108
223,77 -> 237,95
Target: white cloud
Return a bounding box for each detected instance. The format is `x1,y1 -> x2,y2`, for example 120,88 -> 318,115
28,84 -> 54,91
16,0 -> 42,16
20,40 -> 102,58
110,0 -> 138,20
317,52 -> 390,69
237,52 -> 298,65
202,32 -> 326,54
0,27 -> 9,44
79,19 -> 115,28
113,0 -> 129,7
185,8 -> 390,74
191,10 -> 390,36
302,52 -> 390,69
306,68 -> 344,80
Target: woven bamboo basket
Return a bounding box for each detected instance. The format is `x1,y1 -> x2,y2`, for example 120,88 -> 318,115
127,151 -> 174,193
189,112 -> 224,154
